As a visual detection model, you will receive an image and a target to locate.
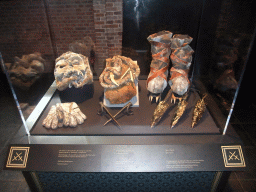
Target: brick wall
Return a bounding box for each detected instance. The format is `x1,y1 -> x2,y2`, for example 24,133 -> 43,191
46,0 -> 96,55
0,0 -> 123,73
0,0 -> 54,72
93,0 -> 123,72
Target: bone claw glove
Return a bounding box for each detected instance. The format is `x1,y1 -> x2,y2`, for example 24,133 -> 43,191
42,102 -> 86,129
56,103 -> 70,127
70,102 -> 87,124
57,102 -> 87,127
42,105 -> 59,129
56,107 -> 64,127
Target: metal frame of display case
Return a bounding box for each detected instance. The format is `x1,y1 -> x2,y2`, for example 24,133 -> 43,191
2,0 -> 255,190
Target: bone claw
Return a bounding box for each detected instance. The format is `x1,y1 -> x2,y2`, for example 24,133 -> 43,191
130,70 -> 134,82
110,72 -> 119,86
171,93 -> 182,104
120,67 -> 130,79
149,94 -> 161,103
149,95 -> 153,102
155,95 -> 160,103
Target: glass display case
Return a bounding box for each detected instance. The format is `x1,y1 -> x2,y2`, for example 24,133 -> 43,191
1,0 -> 255,191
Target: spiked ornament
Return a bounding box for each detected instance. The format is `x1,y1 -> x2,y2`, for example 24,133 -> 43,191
170,93 -> 189,128
191,94 -> 207,128
151,89 -> 173,128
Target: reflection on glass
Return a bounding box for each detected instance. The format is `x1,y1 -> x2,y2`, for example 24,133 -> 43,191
1,52 -> 54,120
0,0 -> 255,134
0,53 -> 30,135
6,53 -> 45,90
210,33 -> 240,112
202,0 -> 256,115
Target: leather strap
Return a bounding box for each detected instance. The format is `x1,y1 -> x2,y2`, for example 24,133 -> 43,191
169,67 -> 189,83
147,65 -> 169,87
170,53 -> 190,65
151,41 -> 171,63
152,50 -> 170,63
151,41 -> 171,49
147,41 -> 171,87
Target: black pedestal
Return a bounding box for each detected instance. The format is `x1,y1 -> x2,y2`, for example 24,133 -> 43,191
59,83 -> 94,103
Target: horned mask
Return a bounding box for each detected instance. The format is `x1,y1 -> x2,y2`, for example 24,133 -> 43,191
54,51 -> 93,91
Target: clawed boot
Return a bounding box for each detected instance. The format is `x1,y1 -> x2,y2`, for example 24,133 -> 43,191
169,34 -> 194,103
146,31 -> 173,102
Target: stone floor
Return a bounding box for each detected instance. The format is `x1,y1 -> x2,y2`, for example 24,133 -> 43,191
0,75 -> 256,192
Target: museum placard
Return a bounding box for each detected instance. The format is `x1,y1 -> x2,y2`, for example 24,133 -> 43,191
5,144 -> 247,172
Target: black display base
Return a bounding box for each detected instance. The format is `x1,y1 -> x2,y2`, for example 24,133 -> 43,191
31,81 -> 220,136
59,83 -> 94,103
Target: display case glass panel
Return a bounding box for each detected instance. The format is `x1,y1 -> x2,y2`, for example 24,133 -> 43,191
0,0 -> 255,141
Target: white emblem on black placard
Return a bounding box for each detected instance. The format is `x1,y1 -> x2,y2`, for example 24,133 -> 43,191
6,147 -> 30,168
221,145 -> 245,167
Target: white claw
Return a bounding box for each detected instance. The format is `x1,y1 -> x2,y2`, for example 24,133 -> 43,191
130,70 -> 134,82
110,72 -> 119,86
155,95 -> 160,103
149,95 -> 152,102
